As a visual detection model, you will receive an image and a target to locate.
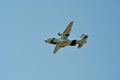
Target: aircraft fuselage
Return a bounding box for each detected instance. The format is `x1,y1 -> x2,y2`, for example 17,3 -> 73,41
45,21 -> 88,53
45,34 -> 88,48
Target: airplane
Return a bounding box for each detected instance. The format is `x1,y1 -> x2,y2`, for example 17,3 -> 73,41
45,21 -> 88,54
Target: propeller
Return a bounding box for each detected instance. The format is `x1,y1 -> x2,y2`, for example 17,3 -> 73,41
58,32 -> 62,36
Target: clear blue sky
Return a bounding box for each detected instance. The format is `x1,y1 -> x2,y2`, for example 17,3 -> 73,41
0,0 -> 120,80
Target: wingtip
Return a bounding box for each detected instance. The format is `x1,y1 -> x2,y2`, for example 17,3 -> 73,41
53,51 -> 56,54
53,52 -> 56,54
71,21 -> 74,23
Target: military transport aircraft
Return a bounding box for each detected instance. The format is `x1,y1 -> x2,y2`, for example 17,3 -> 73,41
45,21 -> 88,54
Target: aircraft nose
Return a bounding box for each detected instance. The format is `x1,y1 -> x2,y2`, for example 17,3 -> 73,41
45,39 -> 51,43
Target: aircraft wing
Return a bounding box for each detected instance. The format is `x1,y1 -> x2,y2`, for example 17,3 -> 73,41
53,44 -> 61,54
61,21 -> 74,39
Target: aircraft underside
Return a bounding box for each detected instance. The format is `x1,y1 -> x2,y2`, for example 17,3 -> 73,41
45,21 -> 88,54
